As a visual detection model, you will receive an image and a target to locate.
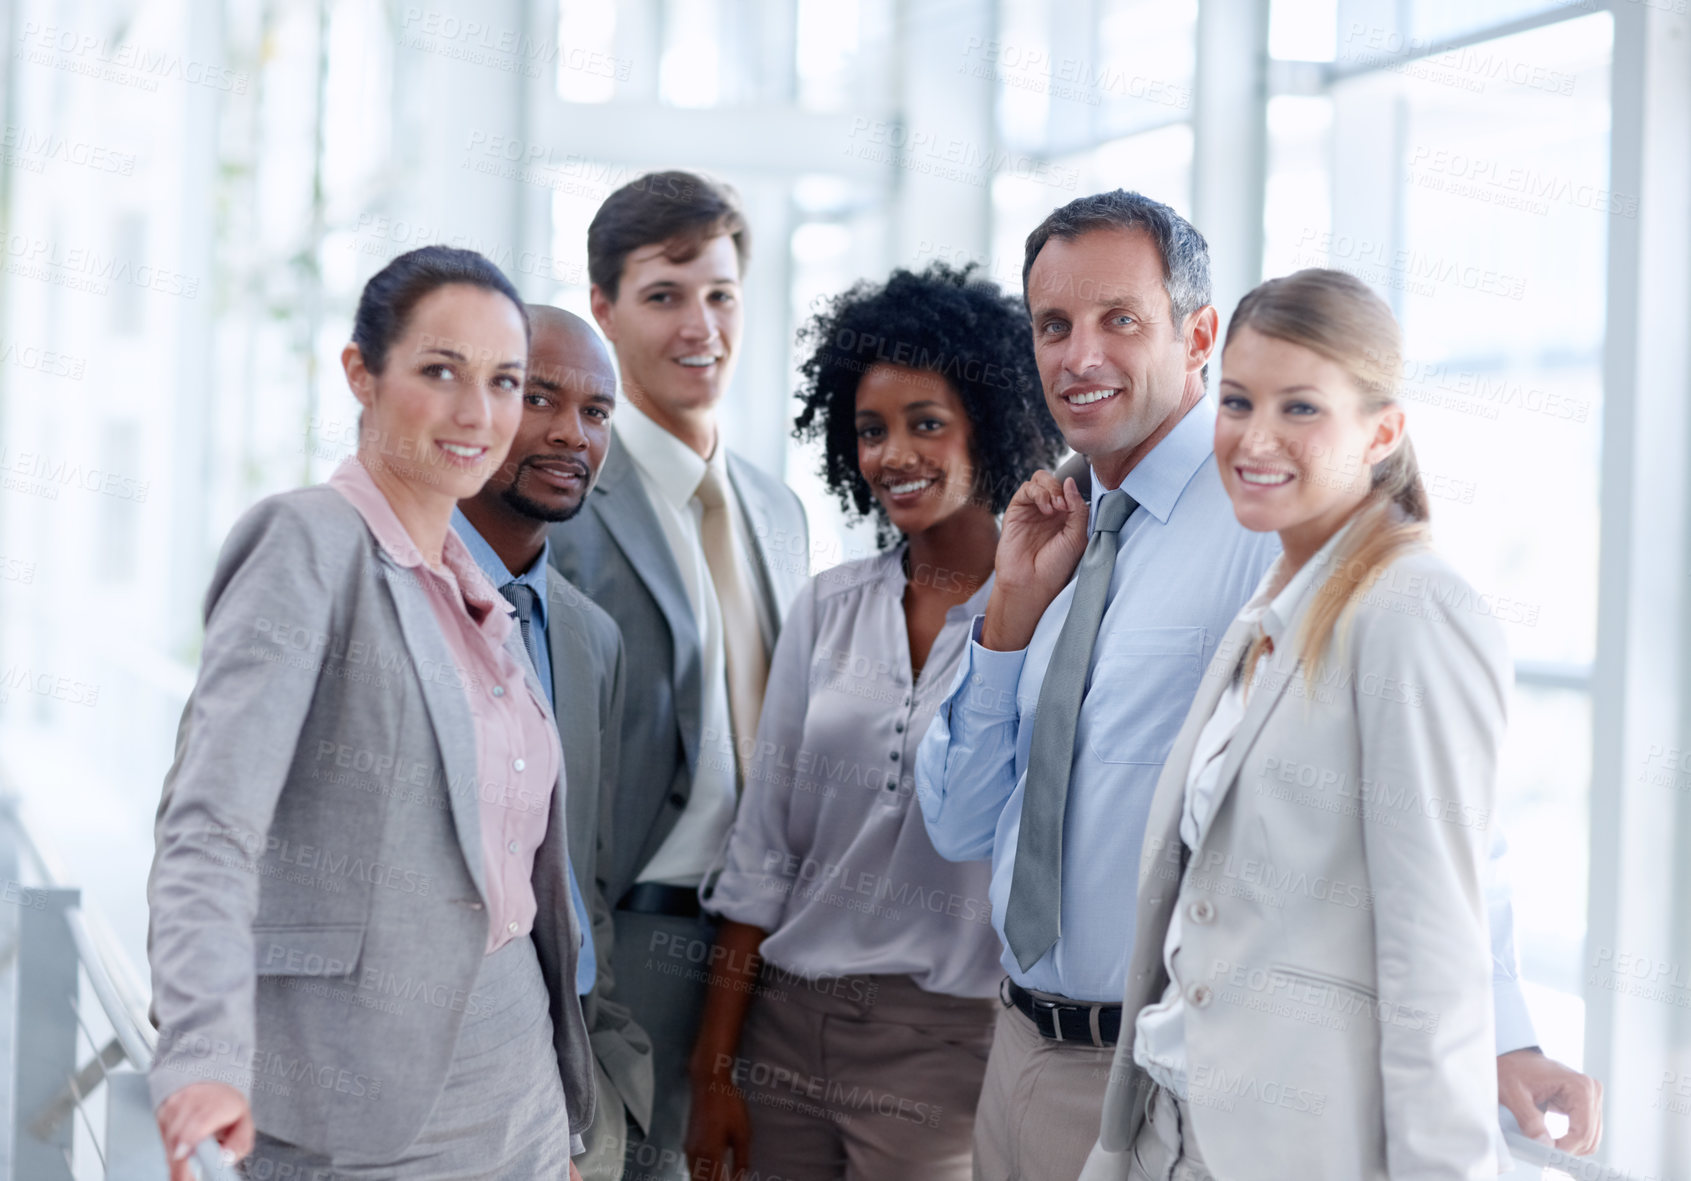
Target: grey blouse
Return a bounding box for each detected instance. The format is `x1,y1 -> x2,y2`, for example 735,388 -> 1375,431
705,547 -> 1003,998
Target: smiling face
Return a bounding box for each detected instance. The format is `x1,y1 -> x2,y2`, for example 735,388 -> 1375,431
344,283 -> 527,504
854,363 -> 980,537
1216,326 -> 1405,557
1026,226 -> 1206,481
589,232 -> 742,445
479,310 -> 617,523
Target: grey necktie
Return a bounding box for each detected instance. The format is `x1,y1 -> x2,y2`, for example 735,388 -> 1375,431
1003,487 -> 1137,972
500,582 -> 543,680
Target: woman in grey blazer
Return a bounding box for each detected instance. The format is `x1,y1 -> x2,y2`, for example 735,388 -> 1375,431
147,247 -> 593,1180
1082,269 -> 1509,1180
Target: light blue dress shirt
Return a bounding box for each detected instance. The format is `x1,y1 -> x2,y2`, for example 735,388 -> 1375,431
452,508 -> 595,997
914,399 -> 1537,1051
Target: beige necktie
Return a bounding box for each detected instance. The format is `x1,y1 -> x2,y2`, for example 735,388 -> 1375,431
695,461 -> 769,777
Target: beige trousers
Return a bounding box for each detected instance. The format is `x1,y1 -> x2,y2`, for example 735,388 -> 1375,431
971,1003 -> 1117,1181
731,970 -> 996,1181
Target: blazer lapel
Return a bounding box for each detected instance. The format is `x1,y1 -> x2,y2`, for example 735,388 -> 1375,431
590,436 -> 704,776
383,553 -> 487,904
543,598 -> 598,873
725,454 -> 785,644
1201,620 -> 1300,826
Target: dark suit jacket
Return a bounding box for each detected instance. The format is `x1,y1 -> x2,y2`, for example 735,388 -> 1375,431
540,572 -> 655,1133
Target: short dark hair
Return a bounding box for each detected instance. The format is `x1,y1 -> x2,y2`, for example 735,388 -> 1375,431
351,246 -> 527,374
1021,190 -> 1212,323
793,262 -> 1065,543
587,170 -> 750,300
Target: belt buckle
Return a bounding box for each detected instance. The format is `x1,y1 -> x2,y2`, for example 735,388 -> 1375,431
1030,994 -> 1065,1042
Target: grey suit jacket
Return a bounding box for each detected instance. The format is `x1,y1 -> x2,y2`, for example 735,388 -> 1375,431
547,432 -> 810,906
147,487 -> 594,1158
542,573 -> 655,1133
1081,546 -> 1507,1181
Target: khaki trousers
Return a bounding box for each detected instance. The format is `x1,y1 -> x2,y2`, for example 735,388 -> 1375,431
971,1003 -> 1116,1181
731,970 -> 996,1181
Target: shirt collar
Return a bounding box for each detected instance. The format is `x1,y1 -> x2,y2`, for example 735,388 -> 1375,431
1088,396 -> 1216,526
1240,514 -> 1360,649
615,397 -> 711,510
328,456 -> 511,640
450,506 -> 551,634
879,544 -> 996,621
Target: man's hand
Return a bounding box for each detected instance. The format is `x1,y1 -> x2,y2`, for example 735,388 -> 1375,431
570,1160 -> 584,1181
981,472 -> 1090,652
156,1081 -> 253,1181
685,1071 -> 752,1181
1498,1047 -> 1602,1156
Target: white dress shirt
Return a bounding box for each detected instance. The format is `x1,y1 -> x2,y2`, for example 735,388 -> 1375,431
616,399 -> 770,886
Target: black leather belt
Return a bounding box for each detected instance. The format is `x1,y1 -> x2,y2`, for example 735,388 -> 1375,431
1002,978 -> 1122,1047
617,882 -> 703,919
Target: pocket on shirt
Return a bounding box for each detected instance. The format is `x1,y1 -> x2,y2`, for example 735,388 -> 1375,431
1082,626 -> 1206,766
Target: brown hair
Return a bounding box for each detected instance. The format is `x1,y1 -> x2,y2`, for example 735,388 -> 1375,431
1226,268 -> 1429,684
586,170 -> 749,300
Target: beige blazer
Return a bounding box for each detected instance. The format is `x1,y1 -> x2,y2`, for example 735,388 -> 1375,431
1082,546 -> 1509,1180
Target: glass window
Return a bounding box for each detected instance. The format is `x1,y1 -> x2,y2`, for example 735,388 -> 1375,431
557,3 -> 621,103
659,0 -> 723,108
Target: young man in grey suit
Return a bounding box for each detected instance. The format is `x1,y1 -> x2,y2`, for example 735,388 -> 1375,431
549,171 -> 810,1181
455,306 -> 653,1180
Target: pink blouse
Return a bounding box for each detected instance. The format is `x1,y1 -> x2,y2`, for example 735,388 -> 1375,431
329,457 -> 561,954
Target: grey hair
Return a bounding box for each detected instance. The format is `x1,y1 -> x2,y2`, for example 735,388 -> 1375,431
1021,190 -> 1212,324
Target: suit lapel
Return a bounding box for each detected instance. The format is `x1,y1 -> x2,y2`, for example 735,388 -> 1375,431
1202,619 -> 1299,826
726,454 -> 785,644
383,554 -> 487,903
544,593 -> 598,872
589,436 -> 703,776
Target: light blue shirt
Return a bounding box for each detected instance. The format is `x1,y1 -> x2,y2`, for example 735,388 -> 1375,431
914,399 -> 1537,1051
452,508 -> 594,997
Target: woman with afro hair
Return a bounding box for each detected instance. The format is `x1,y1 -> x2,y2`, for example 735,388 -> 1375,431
686,262 -> 1064,1181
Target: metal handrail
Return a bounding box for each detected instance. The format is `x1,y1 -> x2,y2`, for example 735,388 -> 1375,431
0,792 -> 240,1181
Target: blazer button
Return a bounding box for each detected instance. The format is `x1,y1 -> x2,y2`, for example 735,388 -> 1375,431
1187,983 -> 1213,1009
464,900 -> 484,911
669,791 -> 687,807
1188,899 -> 1215,925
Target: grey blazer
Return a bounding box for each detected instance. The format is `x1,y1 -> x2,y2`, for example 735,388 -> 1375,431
542,573 -> 655,1132
547,433 -> 810,906
147,487 -> 594,1159
1081,546 -> 1508,1180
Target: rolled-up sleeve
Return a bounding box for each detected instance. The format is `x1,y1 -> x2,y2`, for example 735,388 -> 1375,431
147,499 -> 335,1109
915,616 -> 1027,863
706,580 -> 818,930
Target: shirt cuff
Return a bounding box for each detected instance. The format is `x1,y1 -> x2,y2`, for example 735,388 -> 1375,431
959,615 -> 1026,717
571,1133 -> 586,1157
1493,976 -> 1538,1056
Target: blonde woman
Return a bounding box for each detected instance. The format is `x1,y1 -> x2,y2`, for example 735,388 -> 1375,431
1082,269 -> 1508,1180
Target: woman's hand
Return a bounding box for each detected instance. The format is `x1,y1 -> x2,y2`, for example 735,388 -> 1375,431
156,1081 -> 253,1181
685,1070 -> 752,1181
981,471 -> 1091,651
